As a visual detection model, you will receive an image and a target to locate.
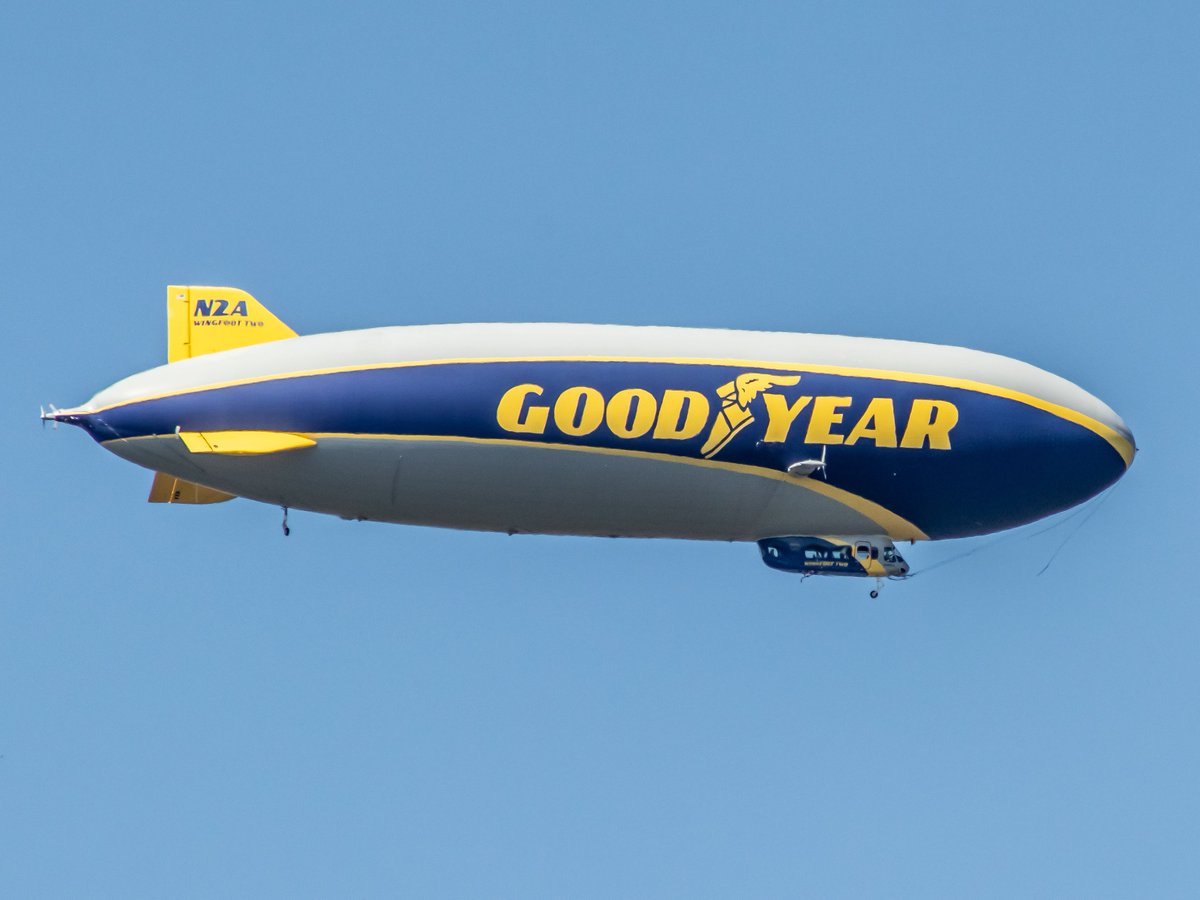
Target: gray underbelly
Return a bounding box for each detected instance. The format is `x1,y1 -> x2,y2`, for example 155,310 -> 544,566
104,435 -> 886,540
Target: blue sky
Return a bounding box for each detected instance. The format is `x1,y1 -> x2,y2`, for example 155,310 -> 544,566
2,2 -> 1197,896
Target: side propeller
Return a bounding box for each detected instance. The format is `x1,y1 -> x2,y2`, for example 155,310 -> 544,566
787,445 -> 828,480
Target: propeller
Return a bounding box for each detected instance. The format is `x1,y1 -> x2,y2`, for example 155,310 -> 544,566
786,445 -> 828,480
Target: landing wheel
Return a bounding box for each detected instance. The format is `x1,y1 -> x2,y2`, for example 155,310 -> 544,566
869,589 -> 879,599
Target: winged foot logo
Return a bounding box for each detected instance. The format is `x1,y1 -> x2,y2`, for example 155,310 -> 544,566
701,372 -> 801,456
495,371 -> 959,458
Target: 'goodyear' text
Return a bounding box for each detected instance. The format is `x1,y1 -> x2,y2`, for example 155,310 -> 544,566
496,373 -> 959,457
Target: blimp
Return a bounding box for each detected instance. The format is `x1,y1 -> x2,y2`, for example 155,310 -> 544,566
45,285 -> 1134,594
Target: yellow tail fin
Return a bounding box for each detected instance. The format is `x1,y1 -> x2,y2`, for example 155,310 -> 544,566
148,472 -> 235,504
177,430 -> 316,455
167,285 -> 297,362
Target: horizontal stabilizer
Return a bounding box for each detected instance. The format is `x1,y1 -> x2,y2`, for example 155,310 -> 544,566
148,473 -> 235,504
167,285 -> 297,362
177,430 -> 316,455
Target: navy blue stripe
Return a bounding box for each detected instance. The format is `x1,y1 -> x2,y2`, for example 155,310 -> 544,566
79,361 -> 1126,539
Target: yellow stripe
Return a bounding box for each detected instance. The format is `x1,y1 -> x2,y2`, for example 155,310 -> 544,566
92,354 -> 1134,466
106,430 -> 930,541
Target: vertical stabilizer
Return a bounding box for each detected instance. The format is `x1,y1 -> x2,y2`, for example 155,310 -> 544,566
148,472 -> 235,504
167,285 -> 297,362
